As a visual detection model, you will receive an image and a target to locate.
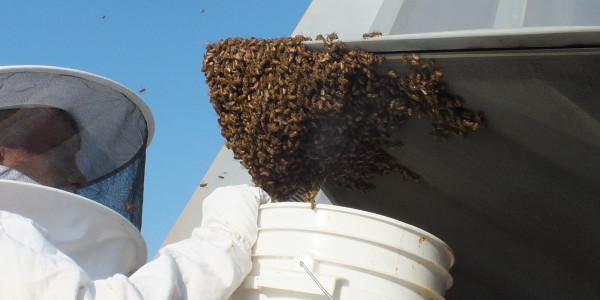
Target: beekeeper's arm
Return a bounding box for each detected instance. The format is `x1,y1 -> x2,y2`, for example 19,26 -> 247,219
0,184 -> 269,300
86,184 -> 270,300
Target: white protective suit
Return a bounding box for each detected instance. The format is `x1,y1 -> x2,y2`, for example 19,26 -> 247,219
0,183 -> 270,300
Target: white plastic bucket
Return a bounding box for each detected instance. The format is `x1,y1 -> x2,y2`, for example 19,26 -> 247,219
230,203 -> 454,300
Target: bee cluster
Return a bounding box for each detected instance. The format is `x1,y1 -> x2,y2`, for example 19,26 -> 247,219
202,35 -> 485,200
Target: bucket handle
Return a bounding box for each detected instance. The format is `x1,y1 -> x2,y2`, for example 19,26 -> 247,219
238,257 -> 339,298
300,261 -> 338,300
237,261 -> 401,300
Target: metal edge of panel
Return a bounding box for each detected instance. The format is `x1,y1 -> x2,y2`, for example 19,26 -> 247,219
303,26 -> 600,53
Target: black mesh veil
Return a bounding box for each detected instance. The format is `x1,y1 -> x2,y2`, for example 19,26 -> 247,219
0,66 -> 154,230
76,149 -> 147,229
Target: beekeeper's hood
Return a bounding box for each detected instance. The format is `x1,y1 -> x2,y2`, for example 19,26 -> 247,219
0,65 -> 154,278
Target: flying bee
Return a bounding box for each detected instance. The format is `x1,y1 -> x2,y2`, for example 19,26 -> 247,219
138,88 -> 146,93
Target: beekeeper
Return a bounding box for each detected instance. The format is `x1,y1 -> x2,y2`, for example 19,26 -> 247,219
0,66 -> 268,299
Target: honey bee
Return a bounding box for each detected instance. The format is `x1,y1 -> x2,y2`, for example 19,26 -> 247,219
362,31 -> 382,39
302,190 -> 318,209
326,32 -> 339,41
138,88 -> 146,93
409,53 -> 422,66
200,183 -> 208,187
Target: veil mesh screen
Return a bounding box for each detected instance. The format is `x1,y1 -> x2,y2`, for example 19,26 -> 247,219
0,69 -> 149,230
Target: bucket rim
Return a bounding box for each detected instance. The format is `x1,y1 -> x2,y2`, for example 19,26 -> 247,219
260,202 -> 455,267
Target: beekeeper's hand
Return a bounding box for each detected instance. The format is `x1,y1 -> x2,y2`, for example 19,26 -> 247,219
200,184 -> 271,249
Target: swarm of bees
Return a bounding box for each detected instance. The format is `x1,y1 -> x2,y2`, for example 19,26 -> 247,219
202,35 -> 485,200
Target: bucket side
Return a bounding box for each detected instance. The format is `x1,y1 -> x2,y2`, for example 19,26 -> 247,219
254,229 -> 452,293
233,203 -> 455,299
259,203 -> 455,269
233,255 -> 446,300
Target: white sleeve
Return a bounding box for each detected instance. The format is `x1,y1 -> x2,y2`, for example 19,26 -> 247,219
112,184 -> 268,299
82,226 -> 252,300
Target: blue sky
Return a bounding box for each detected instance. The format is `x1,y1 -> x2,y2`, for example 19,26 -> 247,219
0,0 -> 311,258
